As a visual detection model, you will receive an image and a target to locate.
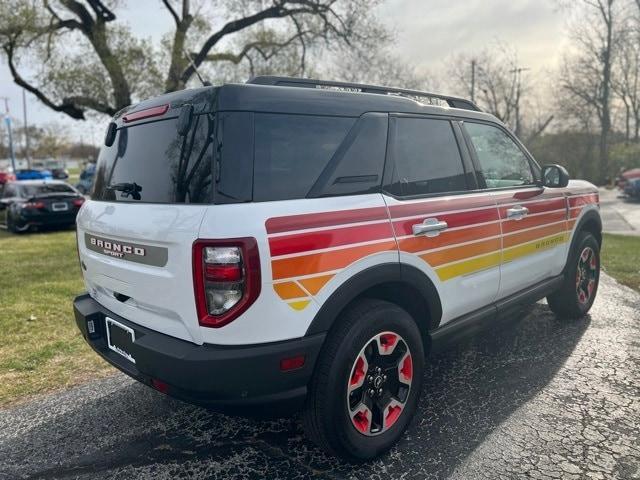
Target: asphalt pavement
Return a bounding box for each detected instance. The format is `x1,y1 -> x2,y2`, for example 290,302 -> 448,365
1,273 -> 639,479
600,188 -> 640,235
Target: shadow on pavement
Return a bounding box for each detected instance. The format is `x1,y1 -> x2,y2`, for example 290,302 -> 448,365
1,303 -> 590,480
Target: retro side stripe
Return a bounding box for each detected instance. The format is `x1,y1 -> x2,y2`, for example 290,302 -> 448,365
266,191 -> 599,310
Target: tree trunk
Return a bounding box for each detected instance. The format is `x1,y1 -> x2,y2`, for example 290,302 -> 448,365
598,0 -> 614,185
165,20 -> 192,92
87,22 -> 131,111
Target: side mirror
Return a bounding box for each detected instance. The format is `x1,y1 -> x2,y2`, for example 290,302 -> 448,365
541,164 -> 569,188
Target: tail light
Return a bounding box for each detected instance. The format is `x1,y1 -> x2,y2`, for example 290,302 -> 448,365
21,201 -> 45,210
73,198 -> 85,207
192,238 -> 261,328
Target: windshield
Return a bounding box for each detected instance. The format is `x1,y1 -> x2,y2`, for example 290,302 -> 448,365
92,114 -> 214,203
22,184 -> 75,197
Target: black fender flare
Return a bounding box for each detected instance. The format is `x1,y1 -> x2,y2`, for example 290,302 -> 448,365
564,208 -> 602,272
305,262 -> 443,336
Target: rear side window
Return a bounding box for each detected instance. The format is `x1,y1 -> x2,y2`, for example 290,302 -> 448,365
464,122 -> 535,188
93,113 -> 214,203
308,113 -> 388,198
253,114 -> 355,201
386,117 -> 468,196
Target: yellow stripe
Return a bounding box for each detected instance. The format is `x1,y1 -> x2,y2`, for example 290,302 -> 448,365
435,251 -> 502,281
502,232 -> 569,263
288,300 -> 311,311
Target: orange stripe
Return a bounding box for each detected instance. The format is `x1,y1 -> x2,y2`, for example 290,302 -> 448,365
397,223 -> 501,254
271,241 -> 396,280
503,222 -> 567,249
420,238 -> 501,267
502,210 -> 566,234
299,274 -> 335,295
273,282 -> 307,300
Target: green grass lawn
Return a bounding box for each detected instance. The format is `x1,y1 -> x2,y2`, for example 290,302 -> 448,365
601,234 -> 640,292
67,166 -> 80,186
0,229 -> 112,408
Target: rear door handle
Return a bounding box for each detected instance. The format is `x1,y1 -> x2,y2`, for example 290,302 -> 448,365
412,218 -> 448,237
506,205 -> 529,220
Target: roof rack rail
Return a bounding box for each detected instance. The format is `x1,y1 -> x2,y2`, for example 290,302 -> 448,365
247,76 -> 481,112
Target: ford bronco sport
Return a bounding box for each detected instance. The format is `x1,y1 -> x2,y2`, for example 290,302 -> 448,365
73,76 -> 601,461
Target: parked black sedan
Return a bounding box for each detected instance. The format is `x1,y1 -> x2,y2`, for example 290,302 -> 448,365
0,180 -> 85,233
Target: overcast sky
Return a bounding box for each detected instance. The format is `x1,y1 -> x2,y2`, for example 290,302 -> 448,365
0,0 -> 568,148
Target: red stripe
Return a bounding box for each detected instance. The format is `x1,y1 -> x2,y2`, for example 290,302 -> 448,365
269,222 -> 394,257
498,198 -> 566,218
392,207 -> 499,236
502,210 -> 566,234
568,193 -> 598,208
492,190 -> 564,203
266,207 -> 388,234
388,196 -> 495,219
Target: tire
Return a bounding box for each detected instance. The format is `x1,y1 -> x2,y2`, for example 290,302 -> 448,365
7,212 -> 28,234
302,299 -> 424,461
547,231 -> 600,319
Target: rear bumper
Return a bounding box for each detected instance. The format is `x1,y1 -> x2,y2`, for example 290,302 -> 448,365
19,211 -> 77,226
73,293 -> 325,413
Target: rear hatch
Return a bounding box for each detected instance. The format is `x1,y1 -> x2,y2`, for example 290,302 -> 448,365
77,90 -> 217,345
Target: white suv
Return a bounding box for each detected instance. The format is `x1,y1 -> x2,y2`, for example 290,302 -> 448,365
74,77 -> 601,460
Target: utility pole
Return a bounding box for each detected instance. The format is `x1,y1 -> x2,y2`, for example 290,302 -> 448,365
470,59 -> 476,103
22,89 -> 31,169
0,97 -> 16,174
509,66 -> 530,137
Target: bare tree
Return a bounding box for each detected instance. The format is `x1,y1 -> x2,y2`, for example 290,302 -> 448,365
448,45 -> 553,141
559,0 -> 620,183
449,47 -> 519,128
0,0 -> 385,120
613,0 -> 640,142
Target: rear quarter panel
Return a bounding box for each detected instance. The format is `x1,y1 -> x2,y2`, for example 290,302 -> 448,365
197,194 -> 397,345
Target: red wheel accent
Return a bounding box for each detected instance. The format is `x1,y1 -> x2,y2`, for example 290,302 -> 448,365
400,353 -> 413,382
578,290 -> 586,303
385,404 -> 403,429
590,254 -> 597,269
378,333 -> 398,354
350,355 -> 366,387
352,407 -> 371,434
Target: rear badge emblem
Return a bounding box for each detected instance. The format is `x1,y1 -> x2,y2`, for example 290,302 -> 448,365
84,233 -> 168,267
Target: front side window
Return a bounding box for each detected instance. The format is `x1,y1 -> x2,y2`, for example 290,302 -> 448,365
386,117 -> 468,196
464,122 -> 534,188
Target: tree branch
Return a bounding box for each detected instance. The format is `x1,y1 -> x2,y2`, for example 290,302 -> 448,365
200,30 -> 312,65
3,43 -> 86,119
161,0 -> 180,26
180,2 -> 323,85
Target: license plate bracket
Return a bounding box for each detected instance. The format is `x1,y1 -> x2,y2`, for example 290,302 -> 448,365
105,317 -> 136,364
52,202 -> 69,212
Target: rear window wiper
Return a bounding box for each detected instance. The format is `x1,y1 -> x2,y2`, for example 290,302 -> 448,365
107,182 -> 142,200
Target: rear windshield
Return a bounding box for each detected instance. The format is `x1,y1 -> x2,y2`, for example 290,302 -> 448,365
92,114 -> 214,203
22,184 -> 75,196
